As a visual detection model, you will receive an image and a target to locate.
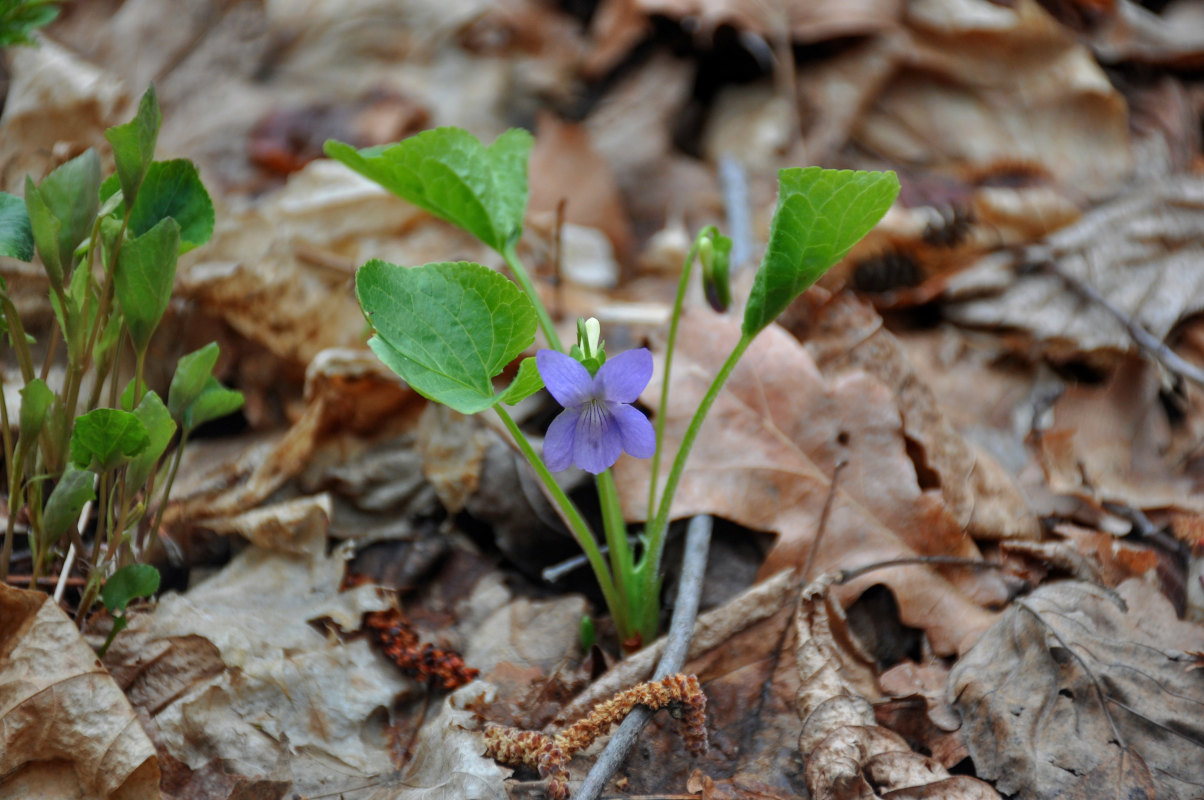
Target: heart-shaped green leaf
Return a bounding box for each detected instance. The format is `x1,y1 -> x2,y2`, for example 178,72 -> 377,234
325,127 -> 532,253
115,216 -> 180,354
0,191 -> 34,261
357,260 -> 537,414
70,408 -> 150,472
104,85 -> 161,204
743,167 -> 899,337
126,159 -> 214,253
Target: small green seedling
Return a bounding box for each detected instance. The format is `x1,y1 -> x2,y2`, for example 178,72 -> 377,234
98,563 -> 160,656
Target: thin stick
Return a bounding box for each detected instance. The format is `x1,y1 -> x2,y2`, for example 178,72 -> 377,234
834,555 -> 1004,585
1038,258 -> 1204,387
801,459 -> 846,582
574,514 -> 712,800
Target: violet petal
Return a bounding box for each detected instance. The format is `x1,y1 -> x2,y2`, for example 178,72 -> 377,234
543,406 -> 580,472
596,347 -> 653,404
609,402 -> 655,458
536,349 -> 592,408
573,402 -> 622,474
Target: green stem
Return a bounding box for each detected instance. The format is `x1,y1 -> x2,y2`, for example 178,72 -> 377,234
493,404 -> 627,634
595,469 -> 634,624
148,427 -> 189,544
502,241 -> 563,352
0,293 -> 36,382
646,232 -> 706,522
640,332 -> 752,604
0,375 -> 14,582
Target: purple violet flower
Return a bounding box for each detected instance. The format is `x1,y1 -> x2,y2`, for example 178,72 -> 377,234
537,348 -> 656,474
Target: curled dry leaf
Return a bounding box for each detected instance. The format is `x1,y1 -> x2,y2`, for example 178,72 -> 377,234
950,579 -> 1204,800
616,310 -> 1008,656
0,583 -> 160,800
795,574 -> 1001,800
945,175 -> 1204,362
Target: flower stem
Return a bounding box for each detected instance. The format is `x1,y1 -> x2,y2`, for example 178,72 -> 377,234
502,241 -> 563,353
493,404 -> 627,634
646,230 -> 709,523
640,332 -> 752,608
596,469 -> 638,634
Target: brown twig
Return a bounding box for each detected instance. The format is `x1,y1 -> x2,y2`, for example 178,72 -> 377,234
801,459 -> 847,582
834,555 -> 1004,585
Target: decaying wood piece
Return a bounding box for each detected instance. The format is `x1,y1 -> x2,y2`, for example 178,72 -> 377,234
796,573 -> 1002,800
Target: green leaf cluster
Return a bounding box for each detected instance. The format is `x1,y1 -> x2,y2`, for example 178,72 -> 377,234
0,84 -> 242,643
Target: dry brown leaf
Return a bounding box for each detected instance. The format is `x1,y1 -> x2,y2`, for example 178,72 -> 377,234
0,36 -> 128,192
615,311 -> 1007,656
802,293 -> 1039,542
1089,0 -> 1204,67
950,579 -> 1204,800
0,584 -> 160,800
103,507 -> 409,797
858,0 -> 1132,197
528,112 -> 634,261
795,574 -> 1001,800
945,175 -> 1204,361
1037,357 -> 1203,513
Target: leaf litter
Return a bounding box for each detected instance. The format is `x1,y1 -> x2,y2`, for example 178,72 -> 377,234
3,0 -> 1204,798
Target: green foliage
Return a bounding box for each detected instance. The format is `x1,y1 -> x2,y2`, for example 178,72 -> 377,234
70,408 -> 149,472
120,159 -> 214,253
183,377 -> 244,430
41,467 -> 95,547
98,563 -> 160,657
24,150 -> 101,287
17,378 -> 53,444
127,391 -> 175,488
114,216 -> 180,354
742,167 -> 899,337
104,85 -> 161,205
168,342 -> 220,422
101,563 -> 160,613
0,192 -> 34,261
500,356 -> 544,405
325,128 -> 532,253
0,0 -> 60,47
0,83 -> 242,625
357,260 -> 537,414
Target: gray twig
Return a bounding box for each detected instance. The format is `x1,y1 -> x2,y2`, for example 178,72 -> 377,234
1038,257 -> 1204,388
573,514 -> 713,800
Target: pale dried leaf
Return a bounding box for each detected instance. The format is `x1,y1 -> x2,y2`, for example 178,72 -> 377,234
858,0 -> 1132,196
0,584 -> 160,800
945,176 -> 1204,360
950,579 -> 1204,800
